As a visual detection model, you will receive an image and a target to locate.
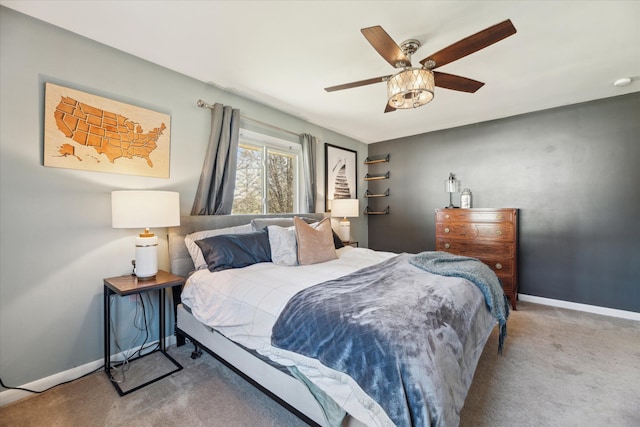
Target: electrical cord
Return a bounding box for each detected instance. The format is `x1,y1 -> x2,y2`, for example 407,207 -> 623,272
131,292 -> 159,357
109,293 -> 145,383
133,292 -> 151,358
108,290 -> 158,384
0,365 -> 103,394
108,294 -> 133,383
138,292 -> 159,355
5,287 -> 160,392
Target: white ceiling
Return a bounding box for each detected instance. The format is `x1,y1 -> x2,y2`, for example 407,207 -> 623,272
2,1 -> 639,144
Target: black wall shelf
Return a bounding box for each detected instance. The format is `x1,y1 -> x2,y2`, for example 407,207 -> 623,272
364,206 -> 390,215
364,171 -> 390,181
365,189 -> 390,198
364,154 -> 390,165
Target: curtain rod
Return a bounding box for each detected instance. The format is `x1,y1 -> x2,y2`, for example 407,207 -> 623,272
197,99 -> 300,138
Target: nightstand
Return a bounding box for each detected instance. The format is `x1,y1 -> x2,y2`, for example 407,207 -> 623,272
343,241 -> 359,247
103,270 -> 184,395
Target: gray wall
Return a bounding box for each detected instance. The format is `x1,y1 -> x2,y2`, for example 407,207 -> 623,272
0,7 -> 367,389
367,93 -> 640,313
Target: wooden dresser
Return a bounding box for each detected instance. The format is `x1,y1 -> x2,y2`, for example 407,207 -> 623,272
435,208 -> 519,309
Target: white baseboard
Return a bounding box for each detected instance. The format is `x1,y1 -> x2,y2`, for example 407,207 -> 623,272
518,294 -> 640,322
0,335 -> 177,407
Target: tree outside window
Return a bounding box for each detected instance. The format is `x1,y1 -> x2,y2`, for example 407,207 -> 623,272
232,131 -> 299,214
267,150 -> 294,213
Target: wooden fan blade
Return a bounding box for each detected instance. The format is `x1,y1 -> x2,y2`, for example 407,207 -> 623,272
361,26 -> 411,68
420,19 -> 516,69
324,75 -> 392,92
384,103 -> 396,113
433,71 -> 485,93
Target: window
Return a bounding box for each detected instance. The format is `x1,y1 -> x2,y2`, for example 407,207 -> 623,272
232,129 -> 302,214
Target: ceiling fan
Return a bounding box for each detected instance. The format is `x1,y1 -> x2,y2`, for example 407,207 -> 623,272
324,19 -> 517,113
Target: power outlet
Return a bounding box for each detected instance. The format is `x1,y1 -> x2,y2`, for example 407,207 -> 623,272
129,294 -> 139,303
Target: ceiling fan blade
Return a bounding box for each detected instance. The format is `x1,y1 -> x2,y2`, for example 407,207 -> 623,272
420,19 -> 516,69
433,71 -> 485,93
324,75 -> 392,92
384,103 -> 396,113
361,26 -> 411,68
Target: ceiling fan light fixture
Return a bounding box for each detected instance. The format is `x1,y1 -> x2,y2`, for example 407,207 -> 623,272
387,68 -> 434,109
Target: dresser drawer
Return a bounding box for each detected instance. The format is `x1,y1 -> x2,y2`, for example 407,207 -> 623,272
437,245 -> 514,292
435,209 -> 516,224
476,257 -> 514,277
436,239 -> 515,258
436,222 -> 514,242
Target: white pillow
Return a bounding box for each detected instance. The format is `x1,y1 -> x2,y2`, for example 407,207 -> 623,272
184,223 -> 253,270
267,225 -> 298,266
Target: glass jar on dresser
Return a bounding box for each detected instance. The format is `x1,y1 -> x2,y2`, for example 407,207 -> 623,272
434,208 -> 519,309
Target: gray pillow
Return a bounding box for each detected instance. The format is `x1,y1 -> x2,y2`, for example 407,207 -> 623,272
250,217 -> 314,231
267,225 -> 298,266
184,223 -> 253,270
195,230 -> 271,272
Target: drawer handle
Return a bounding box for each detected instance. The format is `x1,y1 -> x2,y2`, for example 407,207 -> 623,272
445,214 -> 450,219
496,229 -> 502,236
444,227 -> 450,233
495,263 -> 503,270
444,243 -> 451,249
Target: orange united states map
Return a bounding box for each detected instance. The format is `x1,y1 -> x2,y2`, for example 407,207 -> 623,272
53,95 -> 166,168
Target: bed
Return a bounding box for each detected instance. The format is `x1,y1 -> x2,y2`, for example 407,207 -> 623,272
168,214 -> 507,427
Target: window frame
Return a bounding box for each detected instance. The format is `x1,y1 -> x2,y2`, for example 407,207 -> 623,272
234,128 -> 303,214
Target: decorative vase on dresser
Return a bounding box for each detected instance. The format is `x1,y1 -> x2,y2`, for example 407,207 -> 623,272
435,208 -> 519,310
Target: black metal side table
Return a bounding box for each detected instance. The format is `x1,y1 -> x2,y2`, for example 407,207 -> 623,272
103,270 -> 184,395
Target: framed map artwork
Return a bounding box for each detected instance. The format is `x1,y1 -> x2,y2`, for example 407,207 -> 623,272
325,143 -> 357,212
44,83 -> 171,178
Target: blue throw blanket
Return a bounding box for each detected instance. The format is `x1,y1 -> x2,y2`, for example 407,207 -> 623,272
410,251 -> 509,354
271,252 -> 499,427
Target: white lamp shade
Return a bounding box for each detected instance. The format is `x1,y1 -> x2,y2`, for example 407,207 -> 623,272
111,191 -> 180,229
331,198 -> 360,218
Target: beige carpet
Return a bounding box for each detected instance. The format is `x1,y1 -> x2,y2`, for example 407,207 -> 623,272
1,301 -> 638,426
460,302 -> 639,426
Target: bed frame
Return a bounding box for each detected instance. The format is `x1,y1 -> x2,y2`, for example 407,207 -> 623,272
168,214 -> 364,427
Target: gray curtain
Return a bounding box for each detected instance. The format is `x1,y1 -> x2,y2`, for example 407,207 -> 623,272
300,133 -> 317,213
191,103 -> 240,215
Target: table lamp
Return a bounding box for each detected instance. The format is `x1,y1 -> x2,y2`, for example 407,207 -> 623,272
111,190 -> 180,279
444,173 -> 460,208
331,198 -> 360,242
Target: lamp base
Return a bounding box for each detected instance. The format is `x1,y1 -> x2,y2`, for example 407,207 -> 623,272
136,273 -> 157,281
338,218 -> 351,242
134,235 -> 158,279
446,192 -> 458,209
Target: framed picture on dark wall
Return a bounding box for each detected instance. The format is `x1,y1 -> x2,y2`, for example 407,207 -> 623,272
325,143 -> 357,211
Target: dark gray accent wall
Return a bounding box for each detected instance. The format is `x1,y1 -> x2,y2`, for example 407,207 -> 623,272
367,93 -> 640,313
